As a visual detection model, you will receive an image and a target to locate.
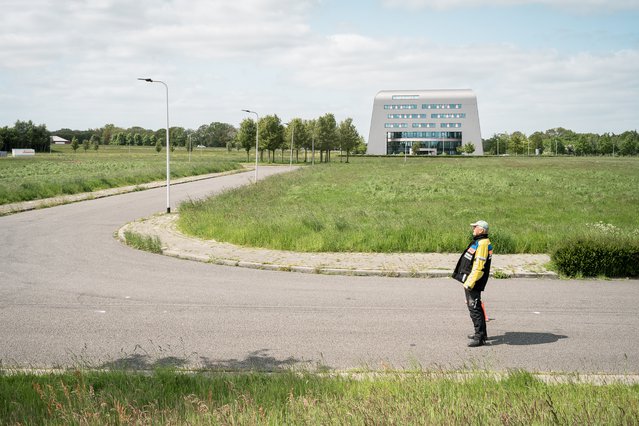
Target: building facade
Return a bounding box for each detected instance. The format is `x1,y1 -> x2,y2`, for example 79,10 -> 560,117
367,89 -> 482,155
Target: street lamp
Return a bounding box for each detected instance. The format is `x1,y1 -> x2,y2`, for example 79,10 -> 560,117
284,122 -> 295,169
242,109 -> 259,183
138,78 -> 171,213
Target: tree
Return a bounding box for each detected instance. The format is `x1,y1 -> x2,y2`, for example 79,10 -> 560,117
155,140 -> 162,154
460,143 -> 475,154
509,131 -> 528,155
529,131 -> 546,155
316,113 -> 337,162
209,122 -> 236,148
71,137 -> 79,152
337,117 -> 360,163
573,133 -> 597,156
82,139 -> 90,152
353,136 -> 367,154
483,133 -> 508,155
303,119 -> 317,163
111,133 -> 122,146
2,120 -> 50,152
259,115 -> 284,162
286,118 -> 307,163
100,124 -> 117,145
236,118 -> 256,161
90,134 -> 100,151
619,131 -> 639,156
170,127 -> 187,147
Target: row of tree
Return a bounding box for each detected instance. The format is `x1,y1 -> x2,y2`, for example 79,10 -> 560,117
0,115 -> 367,163
236,113 -> 365,163
483,128 -> 639,156
3,120 -> 638,158
0,120 -> 50,152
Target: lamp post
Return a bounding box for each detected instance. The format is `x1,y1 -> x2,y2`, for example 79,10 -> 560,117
242,109 -> 259,183
289,123 -> 294,169
284,122 -> 295,169
138,78 -> 171,213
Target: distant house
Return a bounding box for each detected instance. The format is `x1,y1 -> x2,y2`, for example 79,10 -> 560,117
51,136 -> 70,144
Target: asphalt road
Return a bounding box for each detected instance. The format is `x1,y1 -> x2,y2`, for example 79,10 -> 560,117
1,168 -> 638,374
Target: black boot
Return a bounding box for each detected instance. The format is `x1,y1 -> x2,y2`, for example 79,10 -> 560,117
468,337 -> 485,347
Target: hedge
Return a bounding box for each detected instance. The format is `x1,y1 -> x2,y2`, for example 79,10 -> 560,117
551,236 -> 639,278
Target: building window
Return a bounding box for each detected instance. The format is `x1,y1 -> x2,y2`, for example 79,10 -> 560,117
422,104 -> 462,109
412,123 -> 436,128
387,131 -> 462,139
387,113 -> 428,119
440,123 -> 462,128
384,104 -> 417,110
385,123 -> 408,128
431,113 -> 466,119
392,95 -> 419,100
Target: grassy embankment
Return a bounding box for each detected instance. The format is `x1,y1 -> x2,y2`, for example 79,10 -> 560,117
179,156 -> 639,254
0,145 -> 246,205
2,369 -> 638,424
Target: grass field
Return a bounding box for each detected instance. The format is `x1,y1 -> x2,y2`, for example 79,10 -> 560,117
0,145 -> 245,205
1,369 -> 637,424
178,156 -> 639,254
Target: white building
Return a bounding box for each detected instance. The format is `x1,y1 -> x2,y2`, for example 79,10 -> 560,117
367,89 -> 482,155
50,136 -> 70,144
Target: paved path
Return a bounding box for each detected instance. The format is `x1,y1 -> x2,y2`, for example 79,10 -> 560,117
1,167 -> 638,376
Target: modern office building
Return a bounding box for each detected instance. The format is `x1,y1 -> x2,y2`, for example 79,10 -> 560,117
367,89 -> 482,155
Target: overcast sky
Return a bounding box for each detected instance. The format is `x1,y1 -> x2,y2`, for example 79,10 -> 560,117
1,0 -> 638,139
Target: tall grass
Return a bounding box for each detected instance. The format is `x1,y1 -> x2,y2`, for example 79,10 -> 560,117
123,230 -> 163,254
0,146 -> 244,205
1,369 -> 638,424
178,156 -> 639,253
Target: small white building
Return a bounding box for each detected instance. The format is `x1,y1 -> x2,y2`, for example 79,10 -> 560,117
51,136 -> 70,144
367,89 -> 483,155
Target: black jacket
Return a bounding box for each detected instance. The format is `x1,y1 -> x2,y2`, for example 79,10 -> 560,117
452,234 -> 493,291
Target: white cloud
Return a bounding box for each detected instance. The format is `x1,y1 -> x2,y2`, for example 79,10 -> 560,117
0,0 -> 316,70
273,34 -> 639,135
1,0 -> 637,137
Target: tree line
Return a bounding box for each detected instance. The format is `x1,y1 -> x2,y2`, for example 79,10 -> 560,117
236,113 -> 365,163
0,115 -> 367,162
483,128 -> 639,156
3,119 -> 637,158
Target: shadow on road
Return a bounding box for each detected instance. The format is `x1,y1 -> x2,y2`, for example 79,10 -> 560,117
99,354 -> 190,370
98,349 -> 309,371
199,349 -> 305,371
488,332 -> 568,346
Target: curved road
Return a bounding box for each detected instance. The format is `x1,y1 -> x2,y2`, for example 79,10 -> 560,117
1,168 -> 638,373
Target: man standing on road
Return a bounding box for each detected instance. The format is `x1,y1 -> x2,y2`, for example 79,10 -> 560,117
452,220 -> 493,347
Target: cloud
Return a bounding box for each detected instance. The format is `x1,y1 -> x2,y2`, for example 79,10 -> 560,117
0,0 -> 316,70
381,0 -> 639,12
273,33 -> 639,135
1,0 -> 637,137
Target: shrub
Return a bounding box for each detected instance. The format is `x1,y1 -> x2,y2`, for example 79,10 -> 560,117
551,235 -> 639,278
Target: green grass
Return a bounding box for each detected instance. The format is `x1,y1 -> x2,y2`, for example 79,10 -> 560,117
1,369 -> 637,424
123,230 -> 163,254
0,145 -> 245,205
178,156 -> 639,254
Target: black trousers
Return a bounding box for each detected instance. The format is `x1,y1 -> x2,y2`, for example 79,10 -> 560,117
465,288 -> 486,339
